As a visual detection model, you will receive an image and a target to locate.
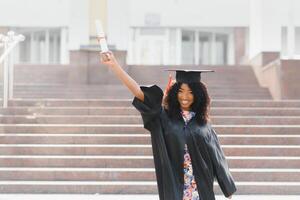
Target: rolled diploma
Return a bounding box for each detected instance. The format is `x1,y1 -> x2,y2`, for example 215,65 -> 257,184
95,20 -> 109,52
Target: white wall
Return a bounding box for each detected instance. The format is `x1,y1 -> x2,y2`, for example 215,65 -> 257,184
107,0 -> 250,51
68,0 -> 89,50
291,0 -> 300,26
129,0 -> 250,27
107,0 -> 130,50
248,0 -> 297,59
0,0 -> 89,50
0,0 -> 69,27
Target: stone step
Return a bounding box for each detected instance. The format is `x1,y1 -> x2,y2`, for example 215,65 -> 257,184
5,90 -> 272,97
10,94 -> 271,100
1,115 -> 300,125
7,99 -> 300,107
0,84 -> 266,91
6,91 -> 270,98
0,107 -> 137,115
0,181 -> 299,194
4,85 -> 268,90
0,156 -> 299,168
0,125 -> 300,134
212,100 -> 300,108
211,108 -> 300,116
0,134 -> 299,145
3,89 -> 270,95
0,85 -> 268,95
0,145 -> 299,156
3,92 -> 271,99
2,81 -> 262,85
211,116 -> 300,125
1,107 -> 300,116
0,168 -> 299,182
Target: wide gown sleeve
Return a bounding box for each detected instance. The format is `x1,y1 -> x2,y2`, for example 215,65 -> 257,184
132,85 -> 163,130
207,126 -> 237,197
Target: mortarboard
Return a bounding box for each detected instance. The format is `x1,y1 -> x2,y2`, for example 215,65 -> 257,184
166,69 -> 214,83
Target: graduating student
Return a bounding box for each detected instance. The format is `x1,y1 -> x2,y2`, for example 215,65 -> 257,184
100,52 -> 236,200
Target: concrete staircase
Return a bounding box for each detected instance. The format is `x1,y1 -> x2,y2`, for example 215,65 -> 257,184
0,65 -> 299,195
0,84 -> 271,100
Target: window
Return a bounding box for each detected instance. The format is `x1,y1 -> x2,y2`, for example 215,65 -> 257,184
182,31 -> 195,65
215,33 -> 228,65
281,27 -> 288,56
17,28 -> 63,64
199,32 -> 211,65
295,27 -> 300,55
129,27 -> 233,65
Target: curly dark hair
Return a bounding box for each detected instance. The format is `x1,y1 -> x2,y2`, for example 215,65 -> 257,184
163,81 -> 211,125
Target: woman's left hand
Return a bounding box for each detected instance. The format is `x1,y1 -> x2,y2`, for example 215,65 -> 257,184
164,74 -> 175,96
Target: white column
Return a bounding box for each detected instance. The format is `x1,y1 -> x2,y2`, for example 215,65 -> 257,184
228,32 -> 235,65
127,28 -> 134,64
3,42 -> 9,107
249,0 -> 282,59
135,28 -> 141,65
30,32 -> 35,63
211,32 -> 216,65
60,27 -> 69,64
194,31 -> 199,65
287,0 -> 295,58
8,49 -> 14,99
45,29 -> 50,64
131,28 -> 137,65
164,28 -> 170,65
14,44 -> 20,64
175,28 -> 182,65
53,33 -> 58,63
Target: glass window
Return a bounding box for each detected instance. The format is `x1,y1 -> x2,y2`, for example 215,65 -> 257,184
140,37 -> 164,65
18,33 -> 31,63
215,33 -> 228,65
36,31 -> 46,63
199,32 -> 212,65
169,28 -> 177,65
281,27 -> 288,56
182,31 -> 195,65
132,28 -> 166,65
17,28 -> 62,64
49,31 -> 61,64
295,27 -> 300,55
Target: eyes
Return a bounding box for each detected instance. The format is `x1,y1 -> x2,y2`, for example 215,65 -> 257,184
179,90 -> 193,94
178,84 -> 193,96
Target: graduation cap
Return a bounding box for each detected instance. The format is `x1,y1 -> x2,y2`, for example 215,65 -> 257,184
166,69 -> 214,83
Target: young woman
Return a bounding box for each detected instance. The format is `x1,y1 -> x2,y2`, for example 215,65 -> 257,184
100,52 -> 236,200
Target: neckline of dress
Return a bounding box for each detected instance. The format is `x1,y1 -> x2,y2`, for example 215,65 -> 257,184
181,110 -> 195,124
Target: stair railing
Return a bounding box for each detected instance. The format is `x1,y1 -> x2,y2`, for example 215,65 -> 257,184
0,31 -> 25,108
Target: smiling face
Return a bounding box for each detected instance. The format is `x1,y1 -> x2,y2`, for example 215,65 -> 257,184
177,83 -> 194,111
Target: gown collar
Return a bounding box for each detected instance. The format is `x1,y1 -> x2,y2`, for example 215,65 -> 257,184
181,110 -> 196,125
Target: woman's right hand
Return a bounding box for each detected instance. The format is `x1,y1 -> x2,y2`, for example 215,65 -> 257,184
100,51 -> 118,67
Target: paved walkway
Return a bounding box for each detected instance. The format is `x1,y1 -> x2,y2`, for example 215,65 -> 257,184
0,195 -> 299,200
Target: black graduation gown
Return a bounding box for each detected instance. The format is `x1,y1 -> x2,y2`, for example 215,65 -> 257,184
132,85 -> 237,200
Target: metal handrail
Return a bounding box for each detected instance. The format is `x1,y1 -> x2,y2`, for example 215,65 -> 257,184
0,33 -> 25,64
0,31 -> 25,108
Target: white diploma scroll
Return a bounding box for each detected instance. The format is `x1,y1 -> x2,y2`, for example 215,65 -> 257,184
95,20 -> 109,52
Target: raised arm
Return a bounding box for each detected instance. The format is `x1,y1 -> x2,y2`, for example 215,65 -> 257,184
100,52 -> 144,102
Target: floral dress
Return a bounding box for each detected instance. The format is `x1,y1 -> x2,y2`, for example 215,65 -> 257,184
181,110 -> 200,200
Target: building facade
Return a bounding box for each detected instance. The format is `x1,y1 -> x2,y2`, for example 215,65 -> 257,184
0,0 -> 93,64
0,0 -> 299,65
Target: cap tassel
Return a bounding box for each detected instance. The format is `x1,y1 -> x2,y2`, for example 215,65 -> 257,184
164,74 -> 175,96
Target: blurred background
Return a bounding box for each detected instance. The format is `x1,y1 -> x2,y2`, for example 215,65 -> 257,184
0,0 -> 299,99
0,0 -> 299,65
0,0 -> 300,198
